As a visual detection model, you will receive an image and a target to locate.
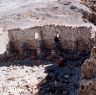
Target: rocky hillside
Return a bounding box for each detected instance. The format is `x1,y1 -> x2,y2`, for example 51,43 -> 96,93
0,0 -> 94,29
82,0 -> 96,25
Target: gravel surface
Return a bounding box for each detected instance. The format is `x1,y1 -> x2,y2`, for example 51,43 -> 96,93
0,64 -> 48,95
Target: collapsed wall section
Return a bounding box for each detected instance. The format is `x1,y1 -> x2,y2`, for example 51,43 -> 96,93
8,25 -> 94,55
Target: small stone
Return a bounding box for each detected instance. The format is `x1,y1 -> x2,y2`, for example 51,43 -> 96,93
64,75 -> 69,78
26,70 -> 28,73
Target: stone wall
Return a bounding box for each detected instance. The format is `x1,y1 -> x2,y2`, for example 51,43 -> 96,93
8,25 -> 94,52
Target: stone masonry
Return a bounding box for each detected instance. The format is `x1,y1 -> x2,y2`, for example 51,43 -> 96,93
7,25 -> 94,56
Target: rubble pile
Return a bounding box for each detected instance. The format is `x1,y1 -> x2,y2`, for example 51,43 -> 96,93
79,47 -> 96,95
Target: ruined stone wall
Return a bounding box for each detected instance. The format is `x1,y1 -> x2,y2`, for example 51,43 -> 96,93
8,25 -> 93,51
8,28 -> 37,49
